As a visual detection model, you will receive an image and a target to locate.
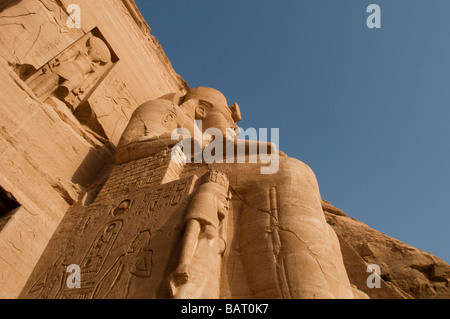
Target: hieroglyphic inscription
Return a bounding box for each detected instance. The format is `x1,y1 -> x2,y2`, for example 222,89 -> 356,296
20,146 -> 197,299
55,220 -> 123,299
97,150 -> 173,199
92,230 -> 153,299
147,178 -> 192,212
0,0 -> 83,67
21,173 -> 196,299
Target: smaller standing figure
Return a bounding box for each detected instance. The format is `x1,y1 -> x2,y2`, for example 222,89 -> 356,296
27,245 -> 76,299
27,36 -> 111,105
92,231 -> 153,299
169,171 -> 231,299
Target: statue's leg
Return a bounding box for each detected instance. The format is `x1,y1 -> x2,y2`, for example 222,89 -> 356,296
30,73 -> 59,97
238,157 -> 354,299
170,226 -> 222,299
174,219 -> 201,281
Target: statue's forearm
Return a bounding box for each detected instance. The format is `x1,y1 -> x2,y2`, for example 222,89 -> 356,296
177,219 -> 201,269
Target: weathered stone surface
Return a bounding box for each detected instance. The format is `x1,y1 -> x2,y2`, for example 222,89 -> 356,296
1,1 -> 448,300
323,201 -> 450,299
0,0 -> 187,298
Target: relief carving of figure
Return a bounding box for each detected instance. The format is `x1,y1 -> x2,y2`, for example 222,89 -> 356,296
27,36 -> 111,105
92,231 -> 153,299
27,245 -> 75,299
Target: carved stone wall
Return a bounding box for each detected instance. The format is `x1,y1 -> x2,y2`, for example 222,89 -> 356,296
18,149 -> 255,299
21,150 -> 197,299
0,0 -> 187,298
3,1 -> 449,300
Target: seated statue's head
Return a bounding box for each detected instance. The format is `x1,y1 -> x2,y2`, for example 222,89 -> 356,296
116,87 -> 242,164
182,87 -> 241,136
87,36 -> 111,64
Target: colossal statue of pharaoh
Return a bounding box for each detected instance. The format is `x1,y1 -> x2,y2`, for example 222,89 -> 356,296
116,87 -> 358,299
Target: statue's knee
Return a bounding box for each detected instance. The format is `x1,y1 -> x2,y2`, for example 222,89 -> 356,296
202,224 -> 216,240
276,157 -> 319,189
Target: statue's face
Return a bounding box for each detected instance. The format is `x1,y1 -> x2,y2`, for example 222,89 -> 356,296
184,88 -> 240,137
87,38 -> 111,64
202,102 -> 239,137
88,47 -> 102,62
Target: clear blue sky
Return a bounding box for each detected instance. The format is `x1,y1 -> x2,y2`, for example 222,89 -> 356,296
135,0 -> 449,263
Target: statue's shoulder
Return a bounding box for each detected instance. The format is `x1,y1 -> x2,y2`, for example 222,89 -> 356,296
132,98 -> 178,117
130,91 -> 188,120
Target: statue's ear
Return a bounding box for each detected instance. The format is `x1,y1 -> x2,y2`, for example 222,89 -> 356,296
230,102 -> 242,122
195,105 -> 207,120
195,100 -> 213,120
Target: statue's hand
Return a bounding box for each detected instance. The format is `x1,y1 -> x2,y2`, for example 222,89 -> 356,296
174,264 -> 191,283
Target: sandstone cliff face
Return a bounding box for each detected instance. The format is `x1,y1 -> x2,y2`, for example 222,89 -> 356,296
0,0 -> 187,298
323,200 -> 450,299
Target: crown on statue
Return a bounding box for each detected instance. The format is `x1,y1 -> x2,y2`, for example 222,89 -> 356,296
203,170 -> 229,190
